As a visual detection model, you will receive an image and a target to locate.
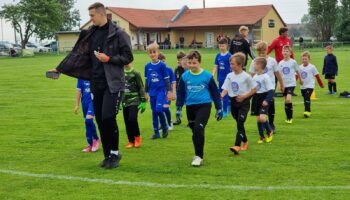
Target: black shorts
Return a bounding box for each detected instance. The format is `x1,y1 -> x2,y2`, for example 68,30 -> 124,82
283,87 -> 295,97
230,97 -> 250,122
325,74 -> 335,79
251,93 -> 269,116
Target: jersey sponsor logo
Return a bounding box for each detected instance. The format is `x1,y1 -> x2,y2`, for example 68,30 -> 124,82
219,61 -> 226,70
231,82 -> 239,93
282,67 -> 290,75
187,84 -> 206,93
150,71 -> 160,83
301,71 -> 308,79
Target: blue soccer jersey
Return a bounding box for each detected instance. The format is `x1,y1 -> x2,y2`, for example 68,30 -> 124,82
176,69 -> 221,110
215,52 -> 232,81
77,79 -> 92,106
167,66 -> 176,89
144,60 -> 170,96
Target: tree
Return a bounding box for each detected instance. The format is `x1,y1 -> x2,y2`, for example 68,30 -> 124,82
335,0 -> 350,41
58,0 -> 81,31
308,0 -> 338,41
0,0 -> 64,48
301,14 -> 322,40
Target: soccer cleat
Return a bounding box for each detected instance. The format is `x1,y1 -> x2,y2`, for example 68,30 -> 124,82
150,134 -> 161,139
257,138 -> 265,144
104,153 -> 122,169
223,111 -> 228,118
82,146 -> 92,152
332,92 -> 337,95
125,142 -> 134,149
134,136 -> 142,148
162,126 -> 169,138
270,124 -> 276,133
99,158 -> 109,168
285,119 -> 293,124
303,111 -> 311,118
241,142 -> 249,151
91,139 -> 100,152
173,119 -> 181,126
191,156 -> 203,167
230,146 -> 240,155
265,132 -> 273,143
168,122 -> 174,131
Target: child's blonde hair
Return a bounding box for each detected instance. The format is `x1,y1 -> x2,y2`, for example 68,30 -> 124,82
256,41 -> 268,53
326,45 -> 334,50
239,26 -> 249,33
230,52 -> 246,67
301,51 -> 311,59
146,42 -> 160,52
254,57 -> 267,69
282,45 -> 292,52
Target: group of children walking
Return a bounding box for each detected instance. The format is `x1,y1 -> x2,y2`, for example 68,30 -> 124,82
73,37 -> 338,167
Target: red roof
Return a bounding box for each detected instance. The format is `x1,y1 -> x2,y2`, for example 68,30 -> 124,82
107,5 -> 285,29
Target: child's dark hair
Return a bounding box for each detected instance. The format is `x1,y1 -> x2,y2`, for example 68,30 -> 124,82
218,38 -> 228,45
254,57 -> 267,69
176,51 -> 186,60
187,50 -> 201,63
279,27 -> 288,35
158,52 -> 166,61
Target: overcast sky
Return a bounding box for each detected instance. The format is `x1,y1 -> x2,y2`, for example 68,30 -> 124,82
0,0 -> 308,42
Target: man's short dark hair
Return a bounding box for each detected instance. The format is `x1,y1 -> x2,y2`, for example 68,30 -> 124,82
187,50 -> 201,63
88,2 -> 106,14
279,27 -> 289,35
218,38 -> 228,45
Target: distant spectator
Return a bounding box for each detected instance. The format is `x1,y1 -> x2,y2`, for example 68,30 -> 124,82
299,37 -> 304,50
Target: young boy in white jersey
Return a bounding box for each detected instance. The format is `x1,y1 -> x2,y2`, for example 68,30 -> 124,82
249,41 -> 284,132
299,51 -> 324,117
278,45 -> 303,124
251,57 -> 275,143
221,52 -> 256,155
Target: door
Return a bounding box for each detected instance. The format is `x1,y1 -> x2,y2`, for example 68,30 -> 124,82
205,32 -> 214,48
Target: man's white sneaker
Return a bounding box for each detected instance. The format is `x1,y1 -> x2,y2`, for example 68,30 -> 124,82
191,156 -> 203,167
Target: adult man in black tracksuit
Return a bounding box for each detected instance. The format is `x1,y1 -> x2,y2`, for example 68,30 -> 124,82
50,3 -> 133,169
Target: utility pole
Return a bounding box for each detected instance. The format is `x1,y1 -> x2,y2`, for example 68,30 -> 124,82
203,0 -> 206,8
1,18 -> 3,42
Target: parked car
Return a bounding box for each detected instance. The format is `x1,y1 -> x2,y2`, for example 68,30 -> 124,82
44,41 -> 57,52
0,43 -> 18,57
25,44 -> 52,53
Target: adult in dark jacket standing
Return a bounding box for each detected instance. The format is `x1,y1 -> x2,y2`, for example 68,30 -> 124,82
229,26 -> 254,70
49,2 -> 133,169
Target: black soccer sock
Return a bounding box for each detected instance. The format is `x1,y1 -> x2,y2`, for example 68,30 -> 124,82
333,82 -> 337,93
285,103 -> 293,120
263,121 -> 272,133
284,103 -> 289,119
328,82 -> 333,93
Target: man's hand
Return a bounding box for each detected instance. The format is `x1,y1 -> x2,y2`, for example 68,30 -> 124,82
74,105 -> 79,114
138,102 -> 146,113
215,109 -> 223,121
46,69 -> 60,79
236,95 -> 245,102
95,52 -> 110,63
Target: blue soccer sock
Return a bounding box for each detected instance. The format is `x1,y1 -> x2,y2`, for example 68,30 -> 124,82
257,122 -> 265,138
85,118 -> 97,145
163,108 -> 172,126
152,111 -> 160,135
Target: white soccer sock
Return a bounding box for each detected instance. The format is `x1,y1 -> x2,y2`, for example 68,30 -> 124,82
110,150 -> 119,156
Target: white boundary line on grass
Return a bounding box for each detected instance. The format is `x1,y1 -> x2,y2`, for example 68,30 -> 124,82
1,169 -> 350,191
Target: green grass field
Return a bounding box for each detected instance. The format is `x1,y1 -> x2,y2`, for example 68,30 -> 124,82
1,48 -> 350,200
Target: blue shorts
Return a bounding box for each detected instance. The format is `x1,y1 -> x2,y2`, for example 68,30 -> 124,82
82,101 -> 94,117
150,90 -> 167,113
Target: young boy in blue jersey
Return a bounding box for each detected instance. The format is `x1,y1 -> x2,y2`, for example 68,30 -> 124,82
322,45 -> 338,94
177,50 -> 223,167
221,53 -> 256,155
212,38 -> 232,117
144,43 -> 172,139
74,79 -> 100,152
158,53 -> 176,131
251,57 -> 275,144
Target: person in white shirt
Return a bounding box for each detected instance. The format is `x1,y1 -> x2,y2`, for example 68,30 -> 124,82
251,57 -> 275,144
299,51 -> 324,118
221,52 -> 256,155
278,45 -> 303,124
249,41 -> 284,132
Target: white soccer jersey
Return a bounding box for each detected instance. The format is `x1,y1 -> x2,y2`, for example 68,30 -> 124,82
278,59 -> 299,87
222,71 -> 255,97
252,73 -> 274,94
299,64 -> 319,89
249,57 -> 279,88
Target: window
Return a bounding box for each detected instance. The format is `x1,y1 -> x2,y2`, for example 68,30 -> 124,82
268,19 -> 275,28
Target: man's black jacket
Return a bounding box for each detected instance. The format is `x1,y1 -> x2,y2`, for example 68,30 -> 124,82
56,20 -> 134,93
